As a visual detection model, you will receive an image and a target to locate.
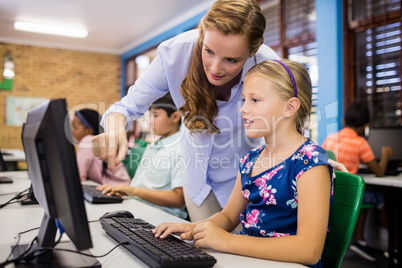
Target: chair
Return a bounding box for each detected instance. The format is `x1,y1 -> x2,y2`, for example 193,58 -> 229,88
326,150 -> 337,161
122,139 -> 148,178
321,171 -> 365,268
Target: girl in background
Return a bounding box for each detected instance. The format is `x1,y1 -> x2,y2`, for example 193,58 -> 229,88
153,60 -> 334,268
71,109 -> 130,185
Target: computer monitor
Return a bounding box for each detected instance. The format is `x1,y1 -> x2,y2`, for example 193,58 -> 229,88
368,127 -> 402,174
15,98 -> 100,267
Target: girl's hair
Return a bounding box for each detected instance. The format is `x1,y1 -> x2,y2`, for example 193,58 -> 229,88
75,109 -> 104,135
179,0 -> 266,134
246,60 -> 312,135
76,109 -> 109,177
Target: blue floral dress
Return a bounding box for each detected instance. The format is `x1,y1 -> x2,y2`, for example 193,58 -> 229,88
238,139 -> 334,268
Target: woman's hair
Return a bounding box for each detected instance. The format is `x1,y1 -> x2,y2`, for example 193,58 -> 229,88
75,109 -> 104,136
246,60 -> 312,135
180,0 -> 266,134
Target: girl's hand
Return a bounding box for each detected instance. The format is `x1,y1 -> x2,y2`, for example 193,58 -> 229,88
192,221 -> 230,251
153,222 -> 196,240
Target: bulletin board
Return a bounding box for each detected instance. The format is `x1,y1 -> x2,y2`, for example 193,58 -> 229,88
6,96 -> 48,126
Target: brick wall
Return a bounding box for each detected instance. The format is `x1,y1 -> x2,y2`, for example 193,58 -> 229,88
0,43 -> 121,150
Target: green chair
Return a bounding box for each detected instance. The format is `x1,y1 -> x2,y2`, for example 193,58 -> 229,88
321,171 -> 365,268
122,139 -> 148,178
326,150 -> 337,161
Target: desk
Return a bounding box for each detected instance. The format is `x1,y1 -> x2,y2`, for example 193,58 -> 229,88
0,171 -> 304,268
1,149 -> 26,171
358,172 -> 402,268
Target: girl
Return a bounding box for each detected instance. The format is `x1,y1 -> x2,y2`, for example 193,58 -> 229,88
153,60 -> 334,268
71,109 -> 130,185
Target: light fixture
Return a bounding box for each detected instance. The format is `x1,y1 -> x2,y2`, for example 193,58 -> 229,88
14,21 -> 88,38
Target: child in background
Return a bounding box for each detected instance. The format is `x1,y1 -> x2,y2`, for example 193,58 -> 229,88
322,102 -> 394,261
71,109 -> 131,185
153,60 -> 334,268
97,93 -> 187,219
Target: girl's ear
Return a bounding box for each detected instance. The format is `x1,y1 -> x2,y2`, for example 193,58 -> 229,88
283,98 -> 300,119
85,127 -> 94,136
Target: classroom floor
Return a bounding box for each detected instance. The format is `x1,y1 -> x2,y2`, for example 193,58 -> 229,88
341,247 -> 390,267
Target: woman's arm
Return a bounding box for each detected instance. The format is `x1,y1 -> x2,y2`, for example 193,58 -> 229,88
191,165 -> 331,266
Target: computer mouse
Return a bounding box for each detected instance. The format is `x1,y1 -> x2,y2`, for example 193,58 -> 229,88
101,210 -> 134,219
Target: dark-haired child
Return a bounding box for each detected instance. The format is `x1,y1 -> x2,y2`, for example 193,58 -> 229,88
71,109 -> 131,185
322,102 -> 394,261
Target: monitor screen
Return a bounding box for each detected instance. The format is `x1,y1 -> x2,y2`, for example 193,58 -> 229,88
368,128 -> 402,161
16,98 -> 100,267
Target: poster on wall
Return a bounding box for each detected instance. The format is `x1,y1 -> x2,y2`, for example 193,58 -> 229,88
6,96 -> 48,126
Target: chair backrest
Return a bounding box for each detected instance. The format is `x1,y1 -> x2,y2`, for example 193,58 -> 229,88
326,150 -> 337,161
122,139 -> 148,178
321,171 -> 365,268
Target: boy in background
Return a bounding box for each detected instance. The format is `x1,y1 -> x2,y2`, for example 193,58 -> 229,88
322,102 -> 394,261
97,93 -> 187,219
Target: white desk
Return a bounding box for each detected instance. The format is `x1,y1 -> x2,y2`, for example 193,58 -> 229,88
0,171 -> 304,268
358,172 -> 402,268
1,149 -> 26,171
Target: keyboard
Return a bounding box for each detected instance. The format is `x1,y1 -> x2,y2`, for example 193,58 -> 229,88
100,216 -> 217,268
82,185 -> 123,204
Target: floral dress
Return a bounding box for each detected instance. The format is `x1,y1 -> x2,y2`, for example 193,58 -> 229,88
238,139 -> 334,268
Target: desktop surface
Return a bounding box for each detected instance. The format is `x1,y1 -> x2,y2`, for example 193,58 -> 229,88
0,171 -> 304,268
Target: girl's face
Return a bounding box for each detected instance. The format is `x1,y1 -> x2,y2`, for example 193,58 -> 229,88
240,74 -> 288,139
71,116 -> 92,143
202,29 -> 252,87
150,108 -> 178,138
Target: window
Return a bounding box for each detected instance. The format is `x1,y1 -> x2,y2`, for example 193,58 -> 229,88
261,0 -> 318,139
346,0 -> 402,127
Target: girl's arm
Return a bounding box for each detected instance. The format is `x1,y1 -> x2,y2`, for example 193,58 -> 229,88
192,165 -> 331,266
153,172 -> 248,239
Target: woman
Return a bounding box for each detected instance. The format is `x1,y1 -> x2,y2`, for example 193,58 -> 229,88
93,0 -> 345,221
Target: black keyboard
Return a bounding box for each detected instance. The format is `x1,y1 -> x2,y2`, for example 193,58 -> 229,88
82,185 -> 123,204
100,216 -> 217,268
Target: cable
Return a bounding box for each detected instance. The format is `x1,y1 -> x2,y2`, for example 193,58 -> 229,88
0,187 -> 30,209
1,219 -> 104,266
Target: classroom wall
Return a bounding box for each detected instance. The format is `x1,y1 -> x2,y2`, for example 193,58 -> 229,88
0,43 -> 121,150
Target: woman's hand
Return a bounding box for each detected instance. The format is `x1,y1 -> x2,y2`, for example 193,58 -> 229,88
92,113 -> 128,170
153,222 -> 196,240
328,159 -> 348,173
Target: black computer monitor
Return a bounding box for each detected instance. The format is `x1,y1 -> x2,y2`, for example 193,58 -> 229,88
15,98 -> 100,267
368,127 -> 402,174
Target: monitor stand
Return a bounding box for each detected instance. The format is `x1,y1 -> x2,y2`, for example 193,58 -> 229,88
18,184 -> 39,205
11,242 -> 101,268
10,213 -> 101,267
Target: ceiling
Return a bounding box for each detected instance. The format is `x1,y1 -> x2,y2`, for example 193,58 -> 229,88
0,0 -> 216,55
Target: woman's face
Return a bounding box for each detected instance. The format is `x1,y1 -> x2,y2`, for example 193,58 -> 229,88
202,29 -> 252,87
